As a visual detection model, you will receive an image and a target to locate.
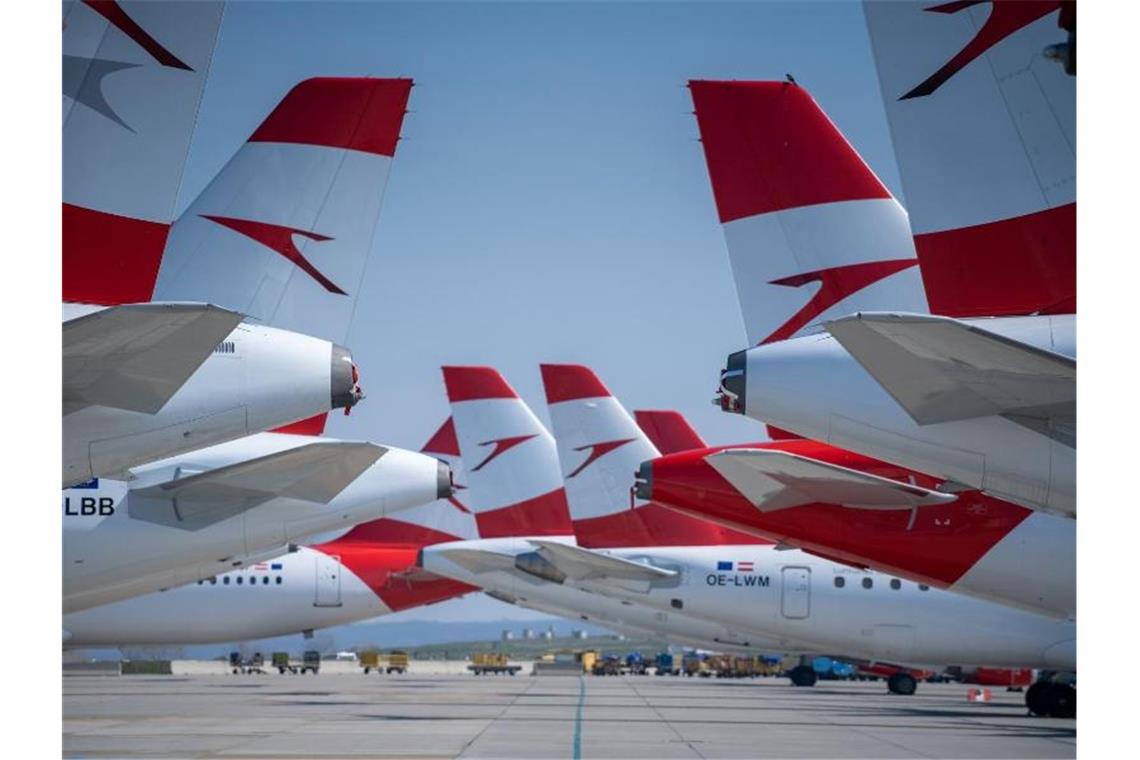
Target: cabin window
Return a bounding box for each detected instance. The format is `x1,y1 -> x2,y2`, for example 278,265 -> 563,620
861,577 -> 873,589
671,598 -> 683,609
890,579 -> 901,590
834,577 -> 845,588
236,576 -> 242,585
276,577 -> 283,585
918,584 -> 930,591
223,576 -> 230,585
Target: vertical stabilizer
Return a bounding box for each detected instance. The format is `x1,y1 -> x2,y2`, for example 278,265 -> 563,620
63,0 -> 224,304
689,80 -> 927,346
541,364 -> 763,548
153,77 -> 413,344
441,367 -> 572,538
863,1 -> 1075,315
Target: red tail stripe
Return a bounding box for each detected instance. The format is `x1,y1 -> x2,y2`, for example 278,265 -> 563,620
421,418 -> 461,456
689,80 -> 890,224
270,413 -> 328,436
634,410 -> 706,455
540,364 -> 611,404
915,203 -> 1076,317
62,203 -> 170,305
474,488 -> 574,539
249,78 -> 413,157
442,366 -> 518,402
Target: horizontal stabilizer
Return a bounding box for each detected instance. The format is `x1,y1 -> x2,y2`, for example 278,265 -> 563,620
706,448 -> 956,512
127,441 -> 384,530
435,548 -> 518,574
529,540 -> 677,583
826,313 -> 1075,438
64,303 -> 242,414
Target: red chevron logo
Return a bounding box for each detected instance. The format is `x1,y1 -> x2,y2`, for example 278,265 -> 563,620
84,0 -> 193,71
471,434 -> 538,472
761,259 -> 918,345
201,215 -> 346,295
567,439 -> 636,479
900,1 -> 1059,100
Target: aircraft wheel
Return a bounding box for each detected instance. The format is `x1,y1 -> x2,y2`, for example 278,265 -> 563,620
1026,681 -> 1054,716
788,665 -> 817,687
887,672 -> 917,695
1048,684 -> 1076,719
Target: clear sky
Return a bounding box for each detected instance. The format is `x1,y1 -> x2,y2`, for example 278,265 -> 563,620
175,0 -> 903,625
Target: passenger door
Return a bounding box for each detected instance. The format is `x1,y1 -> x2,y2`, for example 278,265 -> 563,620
314,553 -> 342,607
780,566 -> 811,619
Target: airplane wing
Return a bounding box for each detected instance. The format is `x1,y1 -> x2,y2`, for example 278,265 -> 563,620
706,448 -> 956,512
63,303 -> 242,415
127,441 -> 385,530
528,540 -> 677,583
825,312 -> 1075,444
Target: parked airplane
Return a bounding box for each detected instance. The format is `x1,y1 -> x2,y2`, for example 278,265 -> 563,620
64,420 -> 476,644
689,79 -> 1074,517
65,3 -> 407,484
536,364 -> 1074,710
63,431 -> 451,613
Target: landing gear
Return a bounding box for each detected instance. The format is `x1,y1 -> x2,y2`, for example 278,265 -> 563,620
1026,681 -> 1076,718
887,672 -> 917,695
788,665 -> 817,687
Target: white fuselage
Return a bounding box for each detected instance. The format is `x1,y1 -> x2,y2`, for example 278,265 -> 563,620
738,315 -> 1075,516
64,303 -> 348,487
424,539 -> 1074,670
63,434 -> 445,612
63,547 -> 387,646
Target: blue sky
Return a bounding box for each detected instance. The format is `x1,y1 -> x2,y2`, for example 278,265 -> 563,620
175,1 -> 902,625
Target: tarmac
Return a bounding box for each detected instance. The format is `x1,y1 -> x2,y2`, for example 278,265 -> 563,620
63,671 -> 1076,759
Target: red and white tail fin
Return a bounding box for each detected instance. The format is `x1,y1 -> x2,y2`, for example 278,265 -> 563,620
63,0 -> 224,305
541,364 -> 762,548
633,410 -> 707,455
689,80 -> 928,347
863,1 -> 1075,316
329,418 -> 477,547
441,367 -> 573,539
152,77 -> 413,344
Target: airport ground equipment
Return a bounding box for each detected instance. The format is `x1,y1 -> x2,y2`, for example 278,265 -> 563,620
359,651 -> 407,674
269,651 -> 319,674
682,653 -> 709,678
625,652 -> 647,675
655,652 -> 678,676
468,653 -> 521,676
385,651 -> 409,674
228,652 -> 267,675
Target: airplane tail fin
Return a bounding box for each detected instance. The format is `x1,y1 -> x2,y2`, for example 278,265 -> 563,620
63,0 -> 224,304
441,367 -> 573,538
689,80 -> 927,346
862,1 -> 1075,316
541,364 -> 762,548
633,410 -> 706,455
153,77 -> 414,344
